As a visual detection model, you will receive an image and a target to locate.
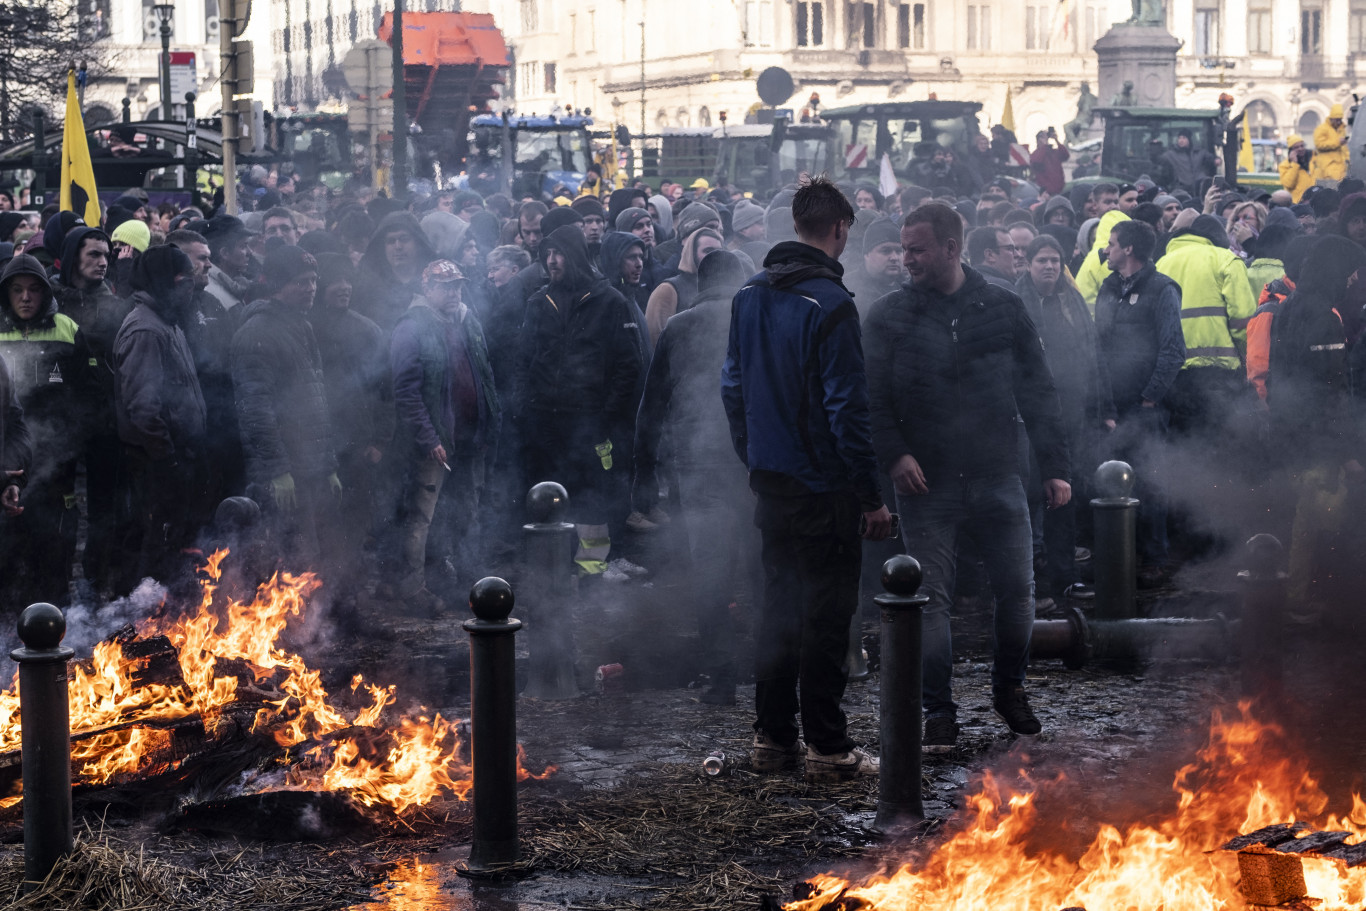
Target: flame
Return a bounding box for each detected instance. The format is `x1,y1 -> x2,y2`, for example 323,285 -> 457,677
0,550 -> 550,814
786,703 -> 1366,911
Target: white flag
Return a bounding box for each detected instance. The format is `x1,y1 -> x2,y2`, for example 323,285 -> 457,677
878,152 -> 898,199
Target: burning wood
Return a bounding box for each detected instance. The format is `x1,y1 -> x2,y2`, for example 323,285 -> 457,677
0,549 -> 550,818
776,704 -> 1366,911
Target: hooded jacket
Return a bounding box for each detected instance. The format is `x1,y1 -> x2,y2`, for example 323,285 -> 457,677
599,230 -> 654,361
517,226 -> 643,425
864,264 -> 1070,489
1311,119 -> 1349,183
1156,226 -> 1257,370
0,254 -> 94,461
1268,235 -> 1366,464
421,210 -> 471,261
1041,195 -> 1076,228
1076,209 -> 1130,309
309,286 -> 395,459
645,227 -> 721,345
54,227 -> 130,416
113,270 -> 208,464
354,212 -> 437,331
648,194 -> 675,245
722,241 -> 884,510
1015,272 -> 1115,427
230,297 -> 337,483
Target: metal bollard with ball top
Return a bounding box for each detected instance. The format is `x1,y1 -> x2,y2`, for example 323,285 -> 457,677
521,481 -> 581,700
460,577 -> 524,877
1091,460 -> 1139,621
12,603 -> 74,891
873,555 -> 928,834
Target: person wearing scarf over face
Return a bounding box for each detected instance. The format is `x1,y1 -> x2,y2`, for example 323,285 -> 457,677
644,226 -> 724,346
517,225 -> 643,577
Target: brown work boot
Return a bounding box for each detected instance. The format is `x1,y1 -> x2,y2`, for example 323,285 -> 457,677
804,745 -> 879,783
751,731 -> 802,772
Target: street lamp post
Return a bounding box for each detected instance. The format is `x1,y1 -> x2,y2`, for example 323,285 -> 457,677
153,3 -> 174,122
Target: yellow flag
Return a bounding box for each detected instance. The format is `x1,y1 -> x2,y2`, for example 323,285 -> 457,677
60,70 -> 100,226
1001,87 -> 1016,133
1238,109 -> 1254,173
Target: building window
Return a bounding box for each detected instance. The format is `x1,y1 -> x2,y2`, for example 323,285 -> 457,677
1026,3 -> 1051,49
1194,0 -> 1220,56
966,4 -> 991,50
1301,2 -> 1323,55
847,2 -> 874,47
569,12 -> 577,52
1248,0 -> 1271,54
1351,2 -> 1366,53
520,0 -> 538,32
544,62 -> 557,93
745,0 -> 773,46
796,1 -> 824,46
896,3 -> 925,48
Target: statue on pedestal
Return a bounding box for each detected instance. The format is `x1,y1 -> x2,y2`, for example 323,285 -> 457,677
1112,80 -> 1136,106
1064,82 -> 1098,144
1127,0 -> 1165,26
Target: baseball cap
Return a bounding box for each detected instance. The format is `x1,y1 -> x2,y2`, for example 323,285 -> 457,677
422,259 -> 467,284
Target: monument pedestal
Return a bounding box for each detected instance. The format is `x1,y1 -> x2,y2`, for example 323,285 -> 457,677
1095,24 -> 1181,108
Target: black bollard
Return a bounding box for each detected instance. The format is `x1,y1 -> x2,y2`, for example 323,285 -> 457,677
12,603 -> 74,891
521,482 -> 581,700
1091,460 -> 1139,620
460,577 -> 523,877
873,555 -> 927,834
1238,534 -> 1286,700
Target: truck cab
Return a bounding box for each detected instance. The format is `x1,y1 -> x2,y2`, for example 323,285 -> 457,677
1092,106 -> 1223,186
467,113 -> 593,200
821,100 -> 984,185
712,118 -> 833,199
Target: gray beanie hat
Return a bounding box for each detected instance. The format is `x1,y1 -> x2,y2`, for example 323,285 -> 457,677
731,199 -> 765,234
615,207 -> 652,232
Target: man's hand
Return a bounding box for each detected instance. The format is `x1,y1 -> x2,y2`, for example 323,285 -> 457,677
2,482 -> 20,516
429,444 -> 448,465
327,472 -> 343,499
1202,184 -> 1222,214
1044,478 -> 1072,509
1104,418 -> 1117,431
891,454 -> 929,495
861,505 -> 892,541
270,473 -> 297,512
364,445 -> 383,465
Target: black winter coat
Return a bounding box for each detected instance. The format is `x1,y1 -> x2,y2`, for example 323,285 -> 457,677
231,299 -> 337,483
311,306 -> 394,457
1015,274 -> 1115,428
114,293 -> 207,463
864,266 -> 1070,485
1094,263 -> 1186,410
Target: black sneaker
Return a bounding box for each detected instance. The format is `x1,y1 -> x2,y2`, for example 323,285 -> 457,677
993,687 -> 1042,736
922,715 -> 960,754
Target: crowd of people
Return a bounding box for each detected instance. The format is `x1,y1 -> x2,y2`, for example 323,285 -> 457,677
0,118 -> 1359,783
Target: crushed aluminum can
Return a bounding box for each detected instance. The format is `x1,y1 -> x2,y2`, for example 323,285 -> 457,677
595,663 -> 625,694
702,750 -> 732,777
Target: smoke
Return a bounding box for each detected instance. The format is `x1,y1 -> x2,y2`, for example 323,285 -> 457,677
62,577 -> 169,658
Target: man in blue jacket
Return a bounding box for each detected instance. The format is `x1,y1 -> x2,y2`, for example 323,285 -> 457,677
722,175 -> 891,784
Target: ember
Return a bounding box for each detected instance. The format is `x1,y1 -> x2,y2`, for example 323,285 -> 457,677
783,703 -> 1366,911
0,550 -> 552,815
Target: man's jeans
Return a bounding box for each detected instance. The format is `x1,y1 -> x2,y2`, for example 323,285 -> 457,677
896,475 -> 1035,719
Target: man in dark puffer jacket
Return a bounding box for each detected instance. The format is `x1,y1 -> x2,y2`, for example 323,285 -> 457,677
231,245 -> 341,567
865,202 -> 1070,751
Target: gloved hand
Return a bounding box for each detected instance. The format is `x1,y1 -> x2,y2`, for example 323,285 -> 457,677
327,472 -> 343,499
595,439 -> 614,470
271,473 -> 297,512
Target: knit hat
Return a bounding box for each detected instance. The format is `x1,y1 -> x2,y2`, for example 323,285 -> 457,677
731,199 -> 764,234
862,217 -> 901,255
571,196 -> 607,220
110,194 -> 144,214
615,207 -> 652,232
1330,103 -> 1345,119
1153,194 -> 1179,209
541,206 -> 585,237
110,219 -> 151,253
262,244 -> 318,290
1287,134 -> 1305,149
130,244 -> 192,298
674,202 -> 721,240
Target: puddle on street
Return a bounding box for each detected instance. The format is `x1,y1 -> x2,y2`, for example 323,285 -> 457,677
350,851 -> 527,911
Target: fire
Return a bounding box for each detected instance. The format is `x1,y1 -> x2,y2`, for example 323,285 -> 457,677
0,550 -> 549,814
787,704 -> 1366,911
